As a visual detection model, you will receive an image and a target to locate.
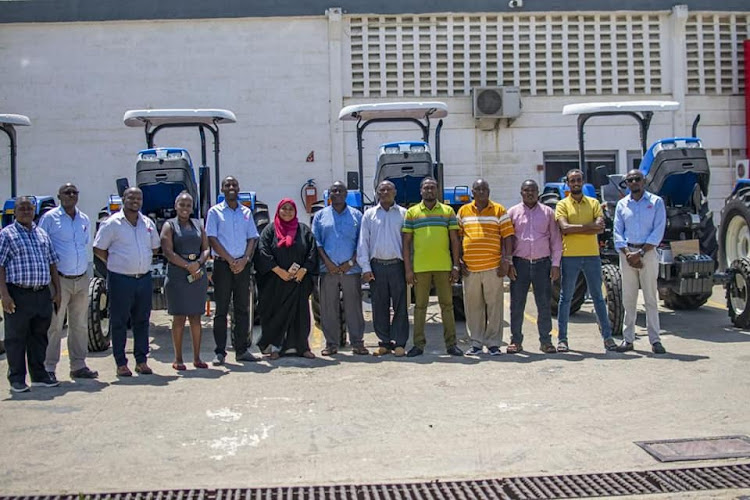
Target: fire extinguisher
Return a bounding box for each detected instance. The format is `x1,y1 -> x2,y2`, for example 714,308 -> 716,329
301,178 -> 318,213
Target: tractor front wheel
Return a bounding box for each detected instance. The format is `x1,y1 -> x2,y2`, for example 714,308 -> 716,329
87,277 -> 111,352
727,257 -> 750,328
719,189 -> 750,270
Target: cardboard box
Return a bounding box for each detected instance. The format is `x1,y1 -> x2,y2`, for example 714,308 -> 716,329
670,239 -> 700,257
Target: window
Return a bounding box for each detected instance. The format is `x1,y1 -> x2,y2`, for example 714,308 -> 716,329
543,151 -> 618,189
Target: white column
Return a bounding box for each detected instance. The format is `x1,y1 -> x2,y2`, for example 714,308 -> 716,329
668,5 -> 689,136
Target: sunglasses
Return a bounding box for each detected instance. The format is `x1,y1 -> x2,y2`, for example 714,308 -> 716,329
625,177 -> 643,183
61,190 -> 79,195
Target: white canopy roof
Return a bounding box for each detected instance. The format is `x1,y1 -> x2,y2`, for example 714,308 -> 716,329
0,114 -> 31,127
339,101 -> 448,121
123,109 -> 237,127
562,101 -> 680,116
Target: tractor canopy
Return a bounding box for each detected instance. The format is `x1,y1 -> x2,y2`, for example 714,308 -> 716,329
641,138 -> 710,206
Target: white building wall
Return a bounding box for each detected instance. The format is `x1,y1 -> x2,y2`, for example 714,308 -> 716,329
0,8 -> 746,224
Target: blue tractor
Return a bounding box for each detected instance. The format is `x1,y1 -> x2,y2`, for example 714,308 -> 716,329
87,109 -> 269,351
550,101 -> 738,335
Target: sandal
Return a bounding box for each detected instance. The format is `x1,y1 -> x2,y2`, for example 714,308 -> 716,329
540,343 -> 557,354
172,362 -> 187,371
557,340 -> 569,353
506,343 -> 523,354
301,351 -> 316,359
193,360 -> 208,369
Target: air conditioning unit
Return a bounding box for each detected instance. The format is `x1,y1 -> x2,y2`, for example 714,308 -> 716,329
471,86 -> 521,118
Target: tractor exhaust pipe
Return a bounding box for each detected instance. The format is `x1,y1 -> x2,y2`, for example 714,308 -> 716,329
691,114 -> 701,138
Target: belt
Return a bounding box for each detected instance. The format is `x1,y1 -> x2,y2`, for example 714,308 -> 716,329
513,256 -> 551,264
371,258 -> 402,265
10,283 -> 49,292
179,253 -> 199,261
118,272 -> 150,279
58,271 -> 87,280
628,243 -> 646,248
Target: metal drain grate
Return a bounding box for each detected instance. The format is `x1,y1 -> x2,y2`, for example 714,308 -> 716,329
3,463 -> 750,500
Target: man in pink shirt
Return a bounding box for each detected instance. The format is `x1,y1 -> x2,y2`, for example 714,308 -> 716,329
507,180 -> 562,354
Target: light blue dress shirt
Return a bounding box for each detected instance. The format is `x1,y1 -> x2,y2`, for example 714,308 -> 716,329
39,206 -> 90,276
356,203 -> 406,273
613,191 -> 666,251
93,211 -> 160,275
205,201 -> 259,259
312,205 -> 362,275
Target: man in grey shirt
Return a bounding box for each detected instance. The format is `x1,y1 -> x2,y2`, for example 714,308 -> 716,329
93,187 -> 160,377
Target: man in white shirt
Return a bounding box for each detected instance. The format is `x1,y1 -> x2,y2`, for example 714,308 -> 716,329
93,187 -> 160,377
357,181 -> 408,356
39,183 -> 98,381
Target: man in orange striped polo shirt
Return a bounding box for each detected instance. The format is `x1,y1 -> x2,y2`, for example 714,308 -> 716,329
457,179 -> 515,356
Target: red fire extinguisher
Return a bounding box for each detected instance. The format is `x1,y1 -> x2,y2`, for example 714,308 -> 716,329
301,178 -> 318,213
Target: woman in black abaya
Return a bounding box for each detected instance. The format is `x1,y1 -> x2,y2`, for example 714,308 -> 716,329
255,198 -> 318,359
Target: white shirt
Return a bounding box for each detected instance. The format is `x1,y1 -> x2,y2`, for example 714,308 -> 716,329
356,203 -> 407,273
93,211 -> 160,275
38,206 -> 90,276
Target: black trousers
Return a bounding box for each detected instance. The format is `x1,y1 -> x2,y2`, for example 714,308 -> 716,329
370,260 -> 409,348
212,259 -> 251,356
4,284 -> 53,384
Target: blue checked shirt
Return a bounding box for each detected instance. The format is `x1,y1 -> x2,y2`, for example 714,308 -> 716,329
0,222 -> 60,287
613,191 -> 666,251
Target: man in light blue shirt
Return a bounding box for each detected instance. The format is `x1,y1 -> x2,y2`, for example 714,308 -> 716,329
312,181 -> 367,356
613,169 -> 667,354
357,181 -> 408,356
39,183 -> 98,381
205,176 -> 259,364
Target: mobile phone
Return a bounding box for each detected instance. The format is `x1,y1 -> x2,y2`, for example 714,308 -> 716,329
288,262 -> 301,274
187,268 -> 204,283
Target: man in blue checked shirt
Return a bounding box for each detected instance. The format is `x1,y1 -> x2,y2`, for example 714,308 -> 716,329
613,170 -> 667,354
312,181 -> 367,356
0,196 -> 62,393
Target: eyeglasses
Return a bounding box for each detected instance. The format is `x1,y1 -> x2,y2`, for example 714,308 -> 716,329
61,190 -> 79,195
625,177 -> 643,183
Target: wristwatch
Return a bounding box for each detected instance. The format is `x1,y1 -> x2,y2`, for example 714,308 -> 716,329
452,265 -> 460,271
347,259 -> 354,266
639,248 -> 645,256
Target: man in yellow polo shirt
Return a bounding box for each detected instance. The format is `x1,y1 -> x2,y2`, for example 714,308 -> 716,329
402,178 -> 462,357
555,168 -> 616,352
457,179 -> 514,356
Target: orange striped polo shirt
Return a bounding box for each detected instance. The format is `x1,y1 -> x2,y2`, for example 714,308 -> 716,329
458,200 -> 515,272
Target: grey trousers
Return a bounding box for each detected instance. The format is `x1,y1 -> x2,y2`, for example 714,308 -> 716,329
620,251 -> 661,344
319,273 -> 365,348
46,275 -> 90,372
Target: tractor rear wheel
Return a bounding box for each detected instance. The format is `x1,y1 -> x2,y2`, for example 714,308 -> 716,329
719,188 -> 750,270
87,277 -> 111,352
253,202 -> 270,235
662,290 -> 711,310
551,273 -> 587,317
601,264 -> 624,337
311,278 -> 347,347
727,257 -> 750,328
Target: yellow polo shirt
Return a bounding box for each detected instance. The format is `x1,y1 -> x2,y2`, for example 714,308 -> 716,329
555,195 -> 602,257
457,200 -> 515,272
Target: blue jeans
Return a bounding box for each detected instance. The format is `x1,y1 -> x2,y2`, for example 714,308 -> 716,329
510,257 -> 553,346
108,271 -> 153,367
557,256 -> 612,342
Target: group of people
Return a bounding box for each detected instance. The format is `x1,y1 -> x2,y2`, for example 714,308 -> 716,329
0,168 -> 667,393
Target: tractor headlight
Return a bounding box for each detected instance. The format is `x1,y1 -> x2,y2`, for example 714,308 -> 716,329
140,153 -> 157,160
410,145 -> 426,153
686,140 -> 702,148
167,151 -> 183,159
384,146 -> 400,154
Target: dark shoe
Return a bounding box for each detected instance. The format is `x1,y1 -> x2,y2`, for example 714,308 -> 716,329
70,367 -> 99,379
116,365 -> 132,377
10,381 -> 30,393
46,371 -> 58,384
31,377 -> 60,388
488,346 -> 502,356
212,353 -> 226,366
351,346 -> 370,355
406,346 -> 423,358
540,343 -> 557,354
604,338 -> 618,351
446,345 -> 464,356
507,343 -> 523,354
557,340 -> 569,352
134,363 -> 153,375
465,346 -> 483,356
235,351 -> 257,362
652,342 -> 666,354
616,341 -> 634,352
321,346 -> 338,356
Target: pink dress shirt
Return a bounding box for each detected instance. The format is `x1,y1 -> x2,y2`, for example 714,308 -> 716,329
507,202 -> 563,267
